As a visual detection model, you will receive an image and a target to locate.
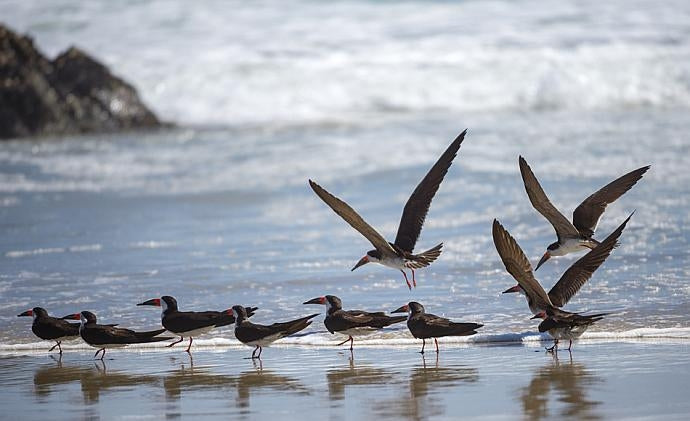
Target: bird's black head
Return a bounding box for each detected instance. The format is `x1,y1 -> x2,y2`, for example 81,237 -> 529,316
17,307 -> 48,318
392,301 -> 425,316
80,311 -> 98,324
352,249 -> 381,271
33,307 -> 49,318
303,295 -> 342,312
546,242 -> 559,251
161,296 -> 178,312
407,302 -> 425,315
231,305 -> 248,322
325,295 -> 342,312
367,250 -> 382,259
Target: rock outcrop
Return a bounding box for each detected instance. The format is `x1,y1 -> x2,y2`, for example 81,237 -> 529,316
0,24 -> 162,139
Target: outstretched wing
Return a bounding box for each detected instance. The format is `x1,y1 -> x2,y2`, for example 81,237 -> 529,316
549,212 -> 633,307
309,179 -> 396,255
573,166 -> 649,237
492,219 -> 553,309
519,156 -> 580,241
394,130 -> 466,252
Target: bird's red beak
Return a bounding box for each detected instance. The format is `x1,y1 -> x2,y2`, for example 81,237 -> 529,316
502,285 -> 521,294
303,296 -> 326,305
530,311 -> 547,320
351,255 -> 369,271
392,304 -> 409,314
17,309 -> 33,317
61,313 -> 81,320
535,252 -> 551,271
137,298 -> 161,307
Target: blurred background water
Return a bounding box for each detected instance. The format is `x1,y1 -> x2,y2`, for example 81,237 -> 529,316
1,0 -> 689,347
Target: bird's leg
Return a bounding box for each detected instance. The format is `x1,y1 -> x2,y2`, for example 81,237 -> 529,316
100,349 -> 106,360
57,341 -> 63,354
93,348 -> 103,359
251,345 -> 259,359
401,270 -> 412,290
567,340 -> 572,351
349,336 -> 354,351
337,335 -> 354,351
168,336 -> 184,348
420,339 -> 426,354
434,338 -> 439,354
185,337 -> 193,353
546,339 -> 559,353
49,341 -> 61,353
411,269 -> 417,288
257,346 -> 263,359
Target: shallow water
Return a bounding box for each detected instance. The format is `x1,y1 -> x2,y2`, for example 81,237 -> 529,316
1,109 -> 689,348
1,343 -> 689,420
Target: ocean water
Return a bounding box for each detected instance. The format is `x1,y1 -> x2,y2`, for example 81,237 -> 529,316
1,0 -> 689,350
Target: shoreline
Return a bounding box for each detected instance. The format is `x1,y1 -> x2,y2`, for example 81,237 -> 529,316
2,329 -> 689,355
1,342 -> 688,420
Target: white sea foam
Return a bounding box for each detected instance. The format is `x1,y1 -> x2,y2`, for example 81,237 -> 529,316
2,328 -> 688,354
3,0 -> 690,126
5,244 -> 102,258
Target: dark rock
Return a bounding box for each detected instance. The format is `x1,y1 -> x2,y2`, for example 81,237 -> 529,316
0,24 -> 162,139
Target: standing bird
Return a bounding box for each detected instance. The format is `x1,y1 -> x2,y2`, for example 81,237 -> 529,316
62,311 -> 172,360
519,156 -> 648,270
137,295 -> 258,353
309,129 -> 467,289
231,306 -> 318,359
17,307 -> 80,354
303,295 -> 406,351
501,213 -> 634,316
492,216 -> 631,352
391,301 -> 482,354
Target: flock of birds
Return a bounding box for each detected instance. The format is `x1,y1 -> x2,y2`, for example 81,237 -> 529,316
17,130 -> 649,359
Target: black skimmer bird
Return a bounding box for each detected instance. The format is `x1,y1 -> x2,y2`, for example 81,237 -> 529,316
303,295 -> 406,351
501,213 -> 634,316
309,129 -> 467,289
17,307 -> 80,354
492,216 -> 632,351
519,156 -> 648,270
231,305 -> 318,359
137,295 -> 258,353
392,302 -> 482,354
62,311 -> 172,359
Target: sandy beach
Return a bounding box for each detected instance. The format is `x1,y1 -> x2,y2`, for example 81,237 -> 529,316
1,340 -> 688,420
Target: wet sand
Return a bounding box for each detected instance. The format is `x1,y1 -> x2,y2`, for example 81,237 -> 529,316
1,341 -> 688,420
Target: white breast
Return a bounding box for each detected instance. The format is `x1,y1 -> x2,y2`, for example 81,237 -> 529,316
551,238 -> 590,256
546,324 -> 590,340
378,255 -> 406,270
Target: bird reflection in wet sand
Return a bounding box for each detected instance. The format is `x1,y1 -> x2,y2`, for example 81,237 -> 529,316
234,359 -> 310,413
162,355 -> 236,401
32,357 -> 159,404
373,355 -> 478,421
519,354 -> 603,420
326,353 -> 399,402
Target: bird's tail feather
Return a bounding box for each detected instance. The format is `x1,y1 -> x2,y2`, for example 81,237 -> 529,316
409,243 -> 443,268
133,328 -> 172,343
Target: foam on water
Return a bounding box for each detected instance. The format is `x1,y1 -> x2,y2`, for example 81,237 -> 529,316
2,327 -> 689,355
3,0 -> 690,126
